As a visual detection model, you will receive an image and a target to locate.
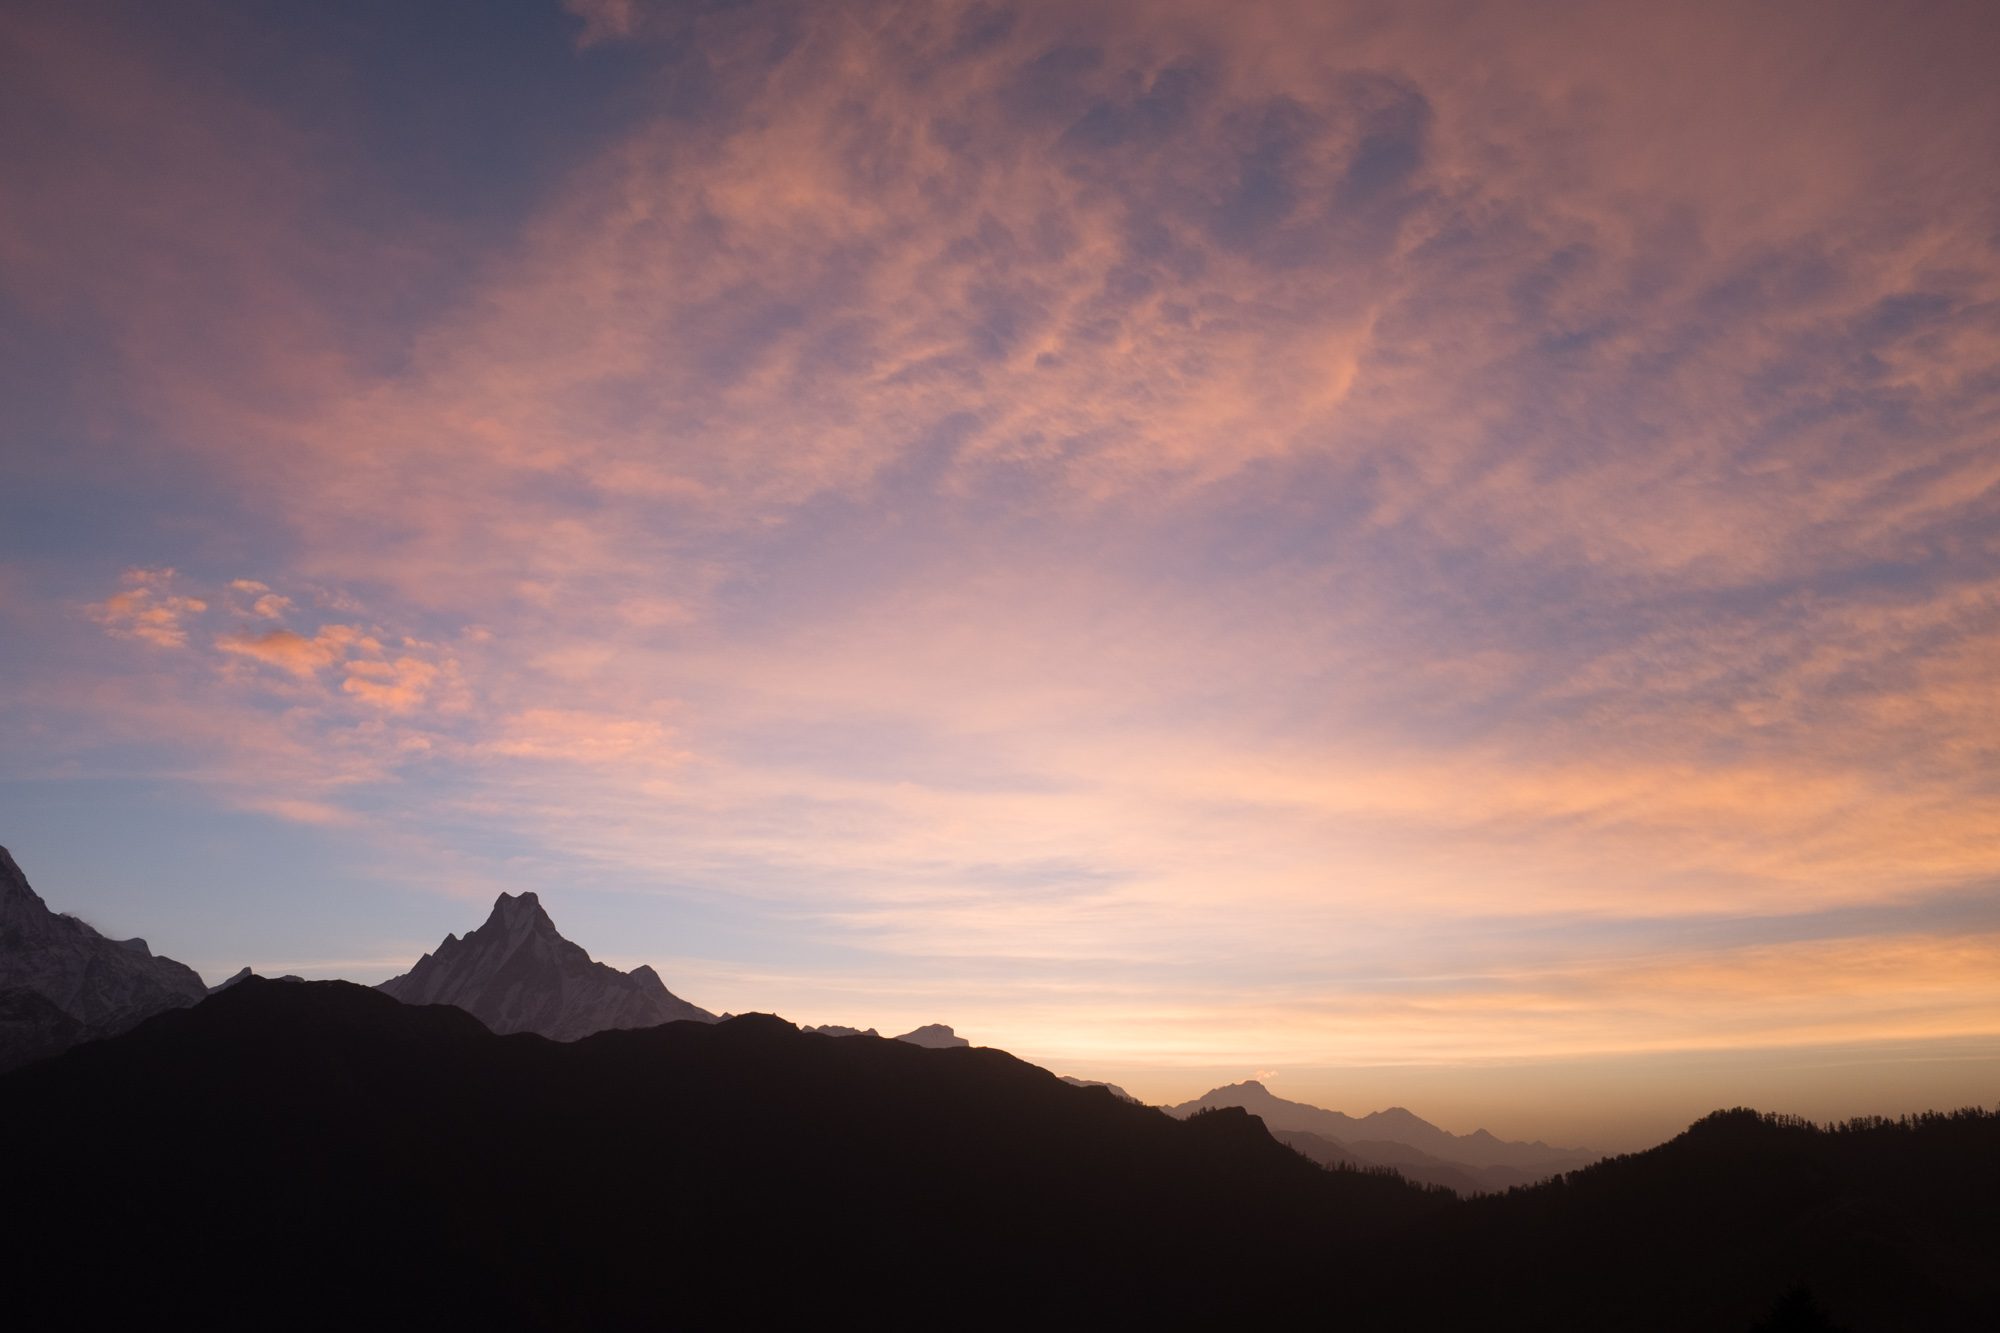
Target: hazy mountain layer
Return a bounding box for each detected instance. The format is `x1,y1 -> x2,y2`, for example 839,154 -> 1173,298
0,845 -> 207,1070
1172,1079 -> 1598,1176
377,890 -> 715,1039
1277,1128 -> 1542,1195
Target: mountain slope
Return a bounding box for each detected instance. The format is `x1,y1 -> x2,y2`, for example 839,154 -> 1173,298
377,890 -> 715,1039
1172,1079 -> 1596,1175
0,845 -> 207,1070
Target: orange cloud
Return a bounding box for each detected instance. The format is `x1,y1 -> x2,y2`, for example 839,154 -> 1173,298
228,579 -> 294,620
88,567 -> 207,648
340,656 -> 440,713
215,624 -> 373,679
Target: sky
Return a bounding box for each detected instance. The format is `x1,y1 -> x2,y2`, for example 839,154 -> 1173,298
3,0 -> 1997,1151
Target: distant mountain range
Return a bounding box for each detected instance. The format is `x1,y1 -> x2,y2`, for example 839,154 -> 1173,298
5,977 -> 1995,1328
0,845 -> 207,1071
0,843 -> 1573,1194
1168,1079 -> 1598,1190
1,844 -> 982,1060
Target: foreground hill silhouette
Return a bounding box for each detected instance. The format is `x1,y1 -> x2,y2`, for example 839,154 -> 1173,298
0,978 -> 1441,1325
1350,1105 -> 2000,1330
3,980 -> 1994,1328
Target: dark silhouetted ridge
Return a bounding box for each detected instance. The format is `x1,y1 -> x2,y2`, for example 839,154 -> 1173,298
4,981 -> 1994,1328
0,977 -> 1442,1325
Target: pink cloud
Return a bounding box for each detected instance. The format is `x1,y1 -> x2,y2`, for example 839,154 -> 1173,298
88,567 -> 207,648
215,624 -> 374,679
485,708 -> 682,764
228,579 -> 294,620
340,657 -> 441,713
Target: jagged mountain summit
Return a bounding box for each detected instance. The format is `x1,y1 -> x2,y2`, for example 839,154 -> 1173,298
1169,1080 -> 1598,1179
377,890 -> 715,1040
802,1021 -> 972,1048
0,844 -> 207,1071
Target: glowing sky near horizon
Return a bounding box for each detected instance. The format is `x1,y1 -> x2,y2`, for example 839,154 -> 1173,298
3,0 -> 1998,1149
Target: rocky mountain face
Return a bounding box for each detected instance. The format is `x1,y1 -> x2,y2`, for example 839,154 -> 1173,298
0,845 -> 208,1071
1169,1079 -> 1598,1186
377,890 -> 716,1040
